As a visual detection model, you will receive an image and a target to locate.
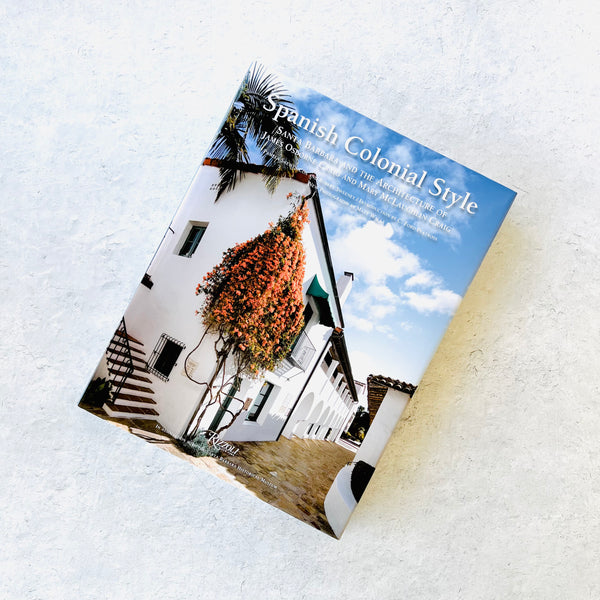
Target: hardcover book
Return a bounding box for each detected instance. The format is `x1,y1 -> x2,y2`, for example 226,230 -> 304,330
79,64 -> 516,538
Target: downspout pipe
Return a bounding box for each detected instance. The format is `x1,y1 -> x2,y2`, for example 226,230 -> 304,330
306,176 -> 345,329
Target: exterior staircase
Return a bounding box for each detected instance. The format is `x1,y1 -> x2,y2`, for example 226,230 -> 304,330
102,318 -> 161,422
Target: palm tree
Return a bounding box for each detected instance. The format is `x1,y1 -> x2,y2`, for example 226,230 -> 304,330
208,63 -> 300,199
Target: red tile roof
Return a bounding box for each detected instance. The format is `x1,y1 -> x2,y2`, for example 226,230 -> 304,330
366,374 -> 416,425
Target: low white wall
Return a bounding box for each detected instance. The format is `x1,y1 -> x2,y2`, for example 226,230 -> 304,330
324,388 -> 411,535
323,463 -> 356,538
354,388 -> 411,467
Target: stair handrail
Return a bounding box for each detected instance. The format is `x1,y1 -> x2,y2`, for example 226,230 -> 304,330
106,317 -> 135,399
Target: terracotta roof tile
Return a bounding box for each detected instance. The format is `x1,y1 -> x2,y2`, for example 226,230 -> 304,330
366,374 -> 417,425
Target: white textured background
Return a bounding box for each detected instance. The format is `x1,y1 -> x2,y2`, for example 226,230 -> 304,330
1,2 -> 598,598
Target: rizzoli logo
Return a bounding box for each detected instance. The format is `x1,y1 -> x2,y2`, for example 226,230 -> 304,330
206,431 -> 239,456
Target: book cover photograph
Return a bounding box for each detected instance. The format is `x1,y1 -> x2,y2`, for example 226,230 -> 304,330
79,64 -> 516,538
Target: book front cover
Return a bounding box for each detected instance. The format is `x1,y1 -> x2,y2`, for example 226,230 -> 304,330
79,64 -> 515,538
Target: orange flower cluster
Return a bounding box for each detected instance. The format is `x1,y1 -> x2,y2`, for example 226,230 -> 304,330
197,202 -> 310,375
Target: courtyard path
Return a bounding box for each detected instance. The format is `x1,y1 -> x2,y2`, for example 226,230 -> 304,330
214,436 -> 355,536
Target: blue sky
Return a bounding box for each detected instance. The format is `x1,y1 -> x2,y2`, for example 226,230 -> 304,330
240,68 -> 515,386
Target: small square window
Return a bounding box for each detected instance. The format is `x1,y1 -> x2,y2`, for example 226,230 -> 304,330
146,334 -> 186,381
246,382 -> 274,422
178,225 -> 207,257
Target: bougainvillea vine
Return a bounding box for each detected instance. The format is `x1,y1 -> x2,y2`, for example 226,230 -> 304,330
185,197 -> 309,437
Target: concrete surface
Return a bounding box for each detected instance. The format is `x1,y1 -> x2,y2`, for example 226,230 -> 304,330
1,1 -> 599,598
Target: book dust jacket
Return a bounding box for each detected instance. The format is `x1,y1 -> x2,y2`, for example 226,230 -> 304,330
79,64 -> 516,538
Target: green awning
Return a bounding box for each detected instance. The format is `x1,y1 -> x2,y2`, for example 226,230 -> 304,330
307,275 -> 329,299
307,275 -> 334,327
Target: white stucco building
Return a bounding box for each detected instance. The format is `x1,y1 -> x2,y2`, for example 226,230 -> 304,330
92,159 -> 359,444
324,375 -> 416,537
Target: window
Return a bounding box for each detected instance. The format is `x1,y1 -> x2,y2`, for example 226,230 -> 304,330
146,334 -> 185,381
141,273 -> 153,289
246,382 -> 274,422
178,224 -> 207,257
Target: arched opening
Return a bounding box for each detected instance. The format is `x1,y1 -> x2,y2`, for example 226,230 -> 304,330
290,393 -> 315,437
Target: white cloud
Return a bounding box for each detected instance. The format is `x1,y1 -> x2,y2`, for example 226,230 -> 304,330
331,220 -> 420,285
349,283 -> 399,323
397,321 -> 414,332
353,284 -> 398,307
370,303 -> 397,320
403,288 -> 462,315
405,271 -> 441,289
375,324 -> 398,341
328,207 -> 463,356
346,314 -> 374,332
387,142 -> 413,167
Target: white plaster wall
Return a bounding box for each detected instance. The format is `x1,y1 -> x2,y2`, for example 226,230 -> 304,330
2,2 -> 599,599
325,388 -> 411,537
281,349 -> 356,440
120,165 -> 315,437
354,388 -> 411,468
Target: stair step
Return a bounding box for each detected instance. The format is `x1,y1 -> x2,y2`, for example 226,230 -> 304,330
115,330 -> 144,346
130,427 -> 172,442
114,399 -> 157,409
108,368 -> 152,383
113,392 -> 157,405
106,354 -> 146,368
108,339 -> 146,355
103,402 -> 159,418
119,381 -> 154,394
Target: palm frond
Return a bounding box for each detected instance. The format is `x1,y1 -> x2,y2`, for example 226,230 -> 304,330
215,166 -> 245,201
208,62 -> 300,199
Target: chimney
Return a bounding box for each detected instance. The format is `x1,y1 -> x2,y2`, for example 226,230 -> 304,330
337,271 -> 354,306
